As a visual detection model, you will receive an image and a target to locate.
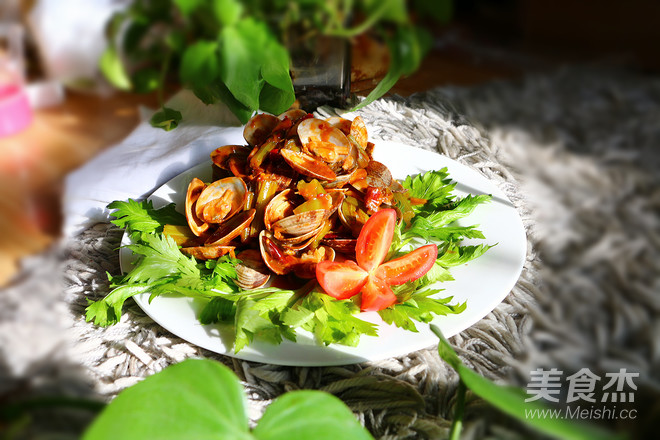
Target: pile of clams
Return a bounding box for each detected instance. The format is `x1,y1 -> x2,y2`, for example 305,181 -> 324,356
165,110 -> 416,290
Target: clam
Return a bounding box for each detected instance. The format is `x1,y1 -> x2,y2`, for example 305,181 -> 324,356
350,116 -> 368,150
280,149 -> 337,181
259,231 -> 299,275
322,168 -> 360,189
259,230 -> 335,278
279,109 -> 308,122
263,189 -> 295,231
282,111 -> 309,138
274,222 -> 325,248
235,249 -> 270,289
325,116 -> 352,135
272,209 -> 326,238
181,244 -> 235,260
321,236 -> 358,255
292,246 -> 335,279
205,209 -> 256,246
185,177 -> 209,237
227,153 -> 249,177
244,113 -> 279,147
195,177 -> 248,224
210,145 -> 249,170
297,118 -> 351,165
365,160 -> 393,188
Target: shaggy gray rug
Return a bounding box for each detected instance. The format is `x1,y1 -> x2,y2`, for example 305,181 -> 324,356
1,67 -> 658,439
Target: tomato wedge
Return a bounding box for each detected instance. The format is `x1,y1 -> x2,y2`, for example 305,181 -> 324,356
375,244 -> 438,286
355,208 -> 396,272
316,260 -> 368,300
359,275 -> 397,312
315,207 -> 438,311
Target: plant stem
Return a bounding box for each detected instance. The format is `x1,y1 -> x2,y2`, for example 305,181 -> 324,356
449,380 -> 466,440
324,1 -> 389,38
157,49 -> 173,108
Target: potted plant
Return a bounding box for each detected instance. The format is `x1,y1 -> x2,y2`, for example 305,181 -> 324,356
100,0 -> 451,130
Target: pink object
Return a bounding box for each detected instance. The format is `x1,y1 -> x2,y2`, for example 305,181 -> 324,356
0,82 -> 32,137
0,23 -> 32,137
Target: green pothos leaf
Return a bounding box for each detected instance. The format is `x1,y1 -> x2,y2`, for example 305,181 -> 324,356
99,47 -> 132,91
218,18 -> 268,111
84,359 -> 374,440
432,326 -> 624,440
150,107 -> 182,131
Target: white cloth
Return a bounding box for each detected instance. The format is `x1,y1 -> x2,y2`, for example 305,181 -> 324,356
63,90 -> 245,236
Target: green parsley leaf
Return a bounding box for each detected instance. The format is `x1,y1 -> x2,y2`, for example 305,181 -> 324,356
124,234 -> 201,285
401,168 -> 455,210
108,199 -> 186,233
437,243 -> 494,268
417,261 -> 455,287
379,290 -> 466,332
85,283 -> 151,326
300,291 -> 378,347
404,220 -> 486,243
412,194 -> 492,229
199,297 -> 236,324
231,287 -> 303,352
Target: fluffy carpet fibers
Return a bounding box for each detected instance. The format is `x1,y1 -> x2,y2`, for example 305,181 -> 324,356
2,67 -> 658,439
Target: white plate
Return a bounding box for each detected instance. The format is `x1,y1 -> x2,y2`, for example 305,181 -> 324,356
120,140 -> 527,366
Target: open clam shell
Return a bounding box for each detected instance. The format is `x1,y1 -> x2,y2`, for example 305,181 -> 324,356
235,249 -> 270,290
321,236 -> 357,255
196,177 -> 248,223
185,177 -> 209,237
244,113 -> 279,147
325,116 -> 352,135
280,149 -> 337,181
259,231 -> 335,278
259,231 -> 297,275
350,116 -> 368,150
272,209 -> 326,237
210,145 -> 249,170
263,189 -> 295,231
205,209 -> 256,246
297,118 -> 351,166
181,245 -> 235,260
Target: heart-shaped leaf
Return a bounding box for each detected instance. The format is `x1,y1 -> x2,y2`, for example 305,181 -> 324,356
83,359 -> 252,440
252,391 -> 373,440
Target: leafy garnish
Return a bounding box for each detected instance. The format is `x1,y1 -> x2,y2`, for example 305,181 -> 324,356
393,170 -> 493,250
299,291 -> 378,347
108,199 -> 186,233
403,221 -> 486,243
89,166 -> 495,352
86,280 -> 151,326
401,167 -> 455,211
379,290 -> 466,332
87,202 -> 239,327
437,243 -> 494,268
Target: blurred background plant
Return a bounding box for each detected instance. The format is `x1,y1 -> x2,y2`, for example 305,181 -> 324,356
101,0 -> 452,129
